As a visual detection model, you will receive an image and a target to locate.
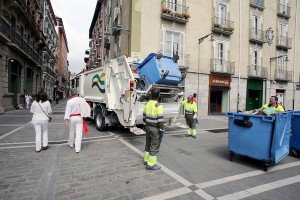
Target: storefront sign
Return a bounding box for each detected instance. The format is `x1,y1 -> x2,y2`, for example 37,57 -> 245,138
209,75 -> 231,87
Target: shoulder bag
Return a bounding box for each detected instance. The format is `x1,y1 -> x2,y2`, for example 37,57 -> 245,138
38,102 -> 52,122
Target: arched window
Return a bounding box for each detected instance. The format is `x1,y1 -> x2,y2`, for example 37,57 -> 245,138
26,68 -> 33,93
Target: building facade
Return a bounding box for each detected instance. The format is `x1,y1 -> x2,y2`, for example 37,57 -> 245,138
87,0 -> 300,115
56,16 -> 69,99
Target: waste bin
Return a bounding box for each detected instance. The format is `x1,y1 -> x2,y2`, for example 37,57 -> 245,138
226,112 -> 291,171
290,111 -> 300,156
136,53 -> 183,90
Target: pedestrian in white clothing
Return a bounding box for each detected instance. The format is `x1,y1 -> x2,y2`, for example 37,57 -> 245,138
25,93 -> 32,109
30,92 -> 52,152
64,88 -> 90,153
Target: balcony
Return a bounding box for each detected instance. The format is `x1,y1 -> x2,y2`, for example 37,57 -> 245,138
210,59 -> 235,75
104,37 -> 110,49
0,18 -> 11,42
161,0 -> 190,24
250,0 -> 264,10
43,67 -> 55,78
274,70 -> 292,82
249,28 -> 265,44
276,36 -> 292,50
212,17 -> 234,35
277,3 -> 291,18
248,65 -> 268,79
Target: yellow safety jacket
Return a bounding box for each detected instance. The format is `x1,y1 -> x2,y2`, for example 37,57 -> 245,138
181,100 -> 197,115
262,103 -> 285,112
143,100 -> 164,129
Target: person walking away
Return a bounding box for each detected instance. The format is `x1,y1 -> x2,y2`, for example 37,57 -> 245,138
181,95 -> 198,138
30,92 -> 52,152
192,93 -> 199,123
55,93 -> 59,104
143,87 -> 164,170
25,93 -> 32,109
64,89 -> 90,153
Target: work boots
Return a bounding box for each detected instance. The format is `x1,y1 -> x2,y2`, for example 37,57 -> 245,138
146,164 -> 161,170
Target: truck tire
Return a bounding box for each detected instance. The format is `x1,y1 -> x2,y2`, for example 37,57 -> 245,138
95,109 -> 106,131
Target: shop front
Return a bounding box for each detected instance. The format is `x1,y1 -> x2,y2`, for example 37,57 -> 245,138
209,75 -> 231,114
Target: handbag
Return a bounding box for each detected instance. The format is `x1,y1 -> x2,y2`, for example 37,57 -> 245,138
38,102 -> 52,122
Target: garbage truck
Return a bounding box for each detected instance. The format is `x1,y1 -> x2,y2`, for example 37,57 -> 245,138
78,53 -> 185,133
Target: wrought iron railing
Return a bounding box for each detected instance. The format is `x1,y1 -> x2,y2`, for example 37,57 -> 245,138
210,59 -> 235,74
18,0 -> 41,33
212,17 -> 234,33
248,65 -> 268,78
249,28 -> 265,42
163,50 -> 190,68
0,18 -> 11,39
277,36 -> 292,49
274,69 -> 292,81
161,0 -> 189,16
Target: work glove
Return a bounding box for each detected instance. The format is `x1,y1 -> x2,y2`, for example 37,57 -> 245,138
193,114 -> 197,119
159,129 -> 165,140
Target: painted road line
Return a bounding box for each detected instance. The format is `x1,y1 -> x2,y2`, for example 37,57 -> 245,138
141,187 -> 192,200
0,124 -> 23,126
196,161 -> 300,189
216,175 -> 300,200
0,122 -> 31,140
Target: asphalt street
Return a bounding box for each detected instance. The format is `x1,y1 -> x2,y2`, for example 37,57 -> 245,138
0,99 -> 299,200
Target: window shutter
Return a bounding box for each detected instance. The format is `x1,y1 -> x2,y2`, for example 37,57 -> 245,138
160,29 -> 165,53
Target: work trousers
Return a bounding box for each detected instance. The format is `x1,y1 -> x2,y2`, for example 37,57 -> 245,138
145,125 -> 161,156
185,114 -> 195,129
26,100 -> 30,109
68,116 -> 83,152
33,120 -> 48,151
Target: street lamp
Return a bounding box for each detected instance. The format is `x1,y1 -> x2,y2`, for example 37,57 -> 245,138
268,55 -> 289,101
197,33 -> 213,111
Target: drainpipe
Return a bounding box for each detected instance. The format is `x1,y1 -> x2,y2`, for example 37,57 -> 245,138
292,0 -> 298,110
237,0 -> 241,111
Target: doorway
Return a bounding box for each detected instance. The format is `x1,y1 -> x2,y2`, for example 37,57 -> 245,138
210,89 -> 229,113
246,90 -> 262,110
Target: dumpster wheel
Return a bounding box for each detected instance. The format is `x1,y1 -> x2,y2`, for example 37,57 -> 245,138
263,163 -> 269,172
230,152 -> 234,161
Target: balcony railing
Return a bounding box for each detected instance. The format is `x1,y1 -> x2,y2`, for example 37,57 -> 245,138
274,69 -> 292,82
212,17 -> 234,35
18,0 -> 41,34
276,36 -> 292,49
163,51 -> 190,69
0,18 -> 11,40
277,3 -> 291,18
43,67 -> 55,77
249,28 -> 265,44
248,65 -> 268,79
210,59 -> 235,75
250,0 -> 264,10
161,0 -> 190,24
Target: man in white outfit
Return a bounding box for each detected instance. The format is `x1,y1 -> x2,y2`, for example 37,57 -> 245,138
25,93 -> 32,109
64,89 -> 90,153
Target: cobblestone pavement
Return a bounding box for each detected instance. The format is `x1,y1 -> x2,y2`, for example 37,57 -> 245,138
0,99 -> 300,200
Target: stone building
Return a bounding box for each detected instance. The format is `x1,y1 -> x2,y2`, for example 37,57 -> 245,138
87,0 -> 300,115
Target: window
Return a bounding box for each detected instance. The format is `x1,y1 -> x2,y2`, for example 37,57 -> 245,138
217,43 -> 224,64
166,0 -> 183,12
217,3 -> 227,25
161,25 -> 185,63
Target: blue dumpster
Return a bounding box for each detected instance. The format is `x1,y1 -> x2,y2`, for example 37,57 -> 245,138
290,111 -> 300,155
226,112 -> 291,171
137,53 -> 183,90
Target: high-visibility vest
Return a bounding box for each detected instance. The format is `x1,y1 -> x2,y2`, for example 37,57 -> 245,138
181,100 -> 197,115
262,103 -> 285,112
143,100 -> 164,129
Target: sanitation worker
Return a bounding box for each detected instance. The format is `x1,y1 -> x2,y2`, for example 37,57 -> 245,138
143,87 -> 164,170
181,95 -> 198,138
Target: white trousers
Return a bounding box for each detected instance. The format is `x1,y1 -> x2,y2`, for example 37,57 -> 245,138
34,121 -> 48,151
68,116 -> 83,152
26,100 -> 30,109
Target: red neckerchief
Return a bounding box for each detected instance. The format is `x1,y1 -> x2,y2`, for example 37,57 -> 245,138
72,96 -> 78,98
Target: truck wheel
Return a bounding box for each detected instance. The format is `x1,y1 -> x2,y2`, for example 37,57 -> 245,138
95,110 -> 106,131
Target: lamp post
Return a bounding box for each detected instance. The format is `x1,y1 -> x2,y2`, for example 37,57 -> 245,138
268,55 -> 288,101
197,33 -> 212,112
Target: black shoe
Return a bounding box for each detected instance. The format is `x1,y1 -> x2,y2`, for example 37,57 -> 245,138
192,135 -> 196,138
42,146 -> 49,150
144,161 -> 147,165
36,150 -> 41,153
186,134 -> 191,137
146,164 -> 161,170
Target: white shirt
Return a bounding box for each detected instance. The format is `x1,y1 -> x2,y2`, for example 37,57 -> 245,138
30,100 -> 52,122
64,97 -> 80,120
25,95 -> 32,102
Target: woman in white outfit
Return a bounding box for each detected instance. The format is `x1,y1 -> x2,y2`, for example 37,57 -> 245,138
25,93 -> 32,109
30,92 -> 52,152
